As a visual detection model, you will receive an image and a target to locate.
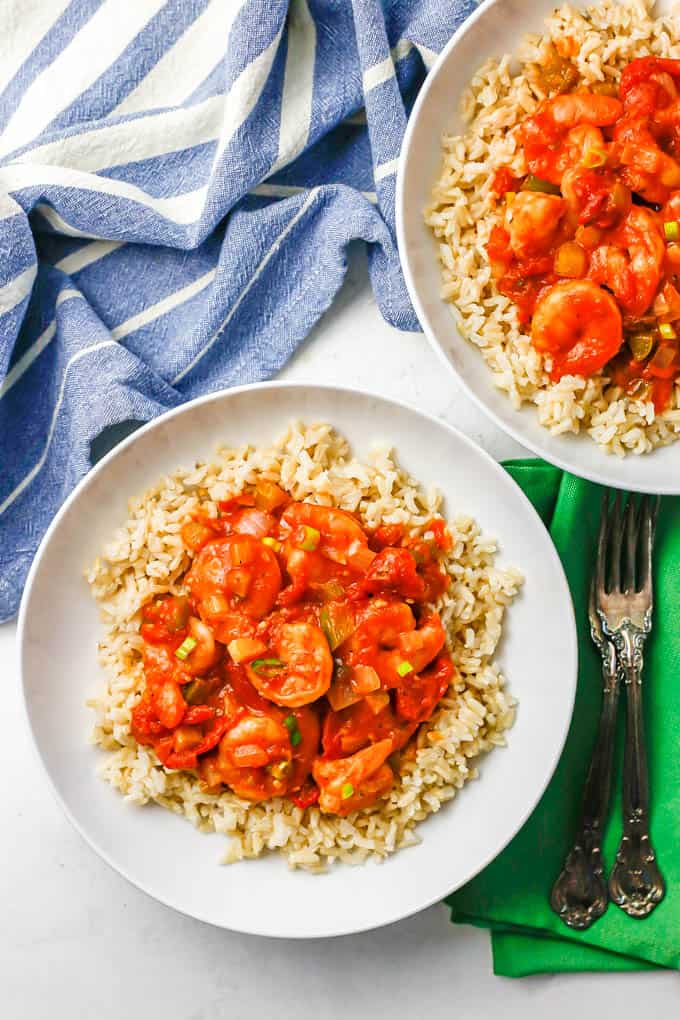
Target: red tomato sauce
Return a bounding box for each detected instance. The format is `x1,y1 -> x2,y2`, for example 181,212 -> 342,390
129,482 -> 455,817
488,56 -> 680,409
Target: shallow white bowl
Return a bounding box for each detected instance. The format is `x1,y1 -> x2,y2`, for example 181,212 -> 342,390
19,383 -> 576,937
397,0 -> 679,494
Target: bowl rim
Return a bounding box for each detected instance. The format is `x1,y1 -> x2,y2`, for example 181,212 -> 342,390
17,380 -> 578,936
395,0 -> 680,495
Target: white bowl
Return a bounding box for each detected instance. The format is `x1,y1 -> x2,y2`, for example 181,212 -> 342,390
18,383 -> 577,937
397,0 -> 679,494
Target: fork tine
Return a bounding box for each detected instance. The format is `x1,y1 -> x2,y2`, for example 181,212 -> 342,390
595,491 -> 609,602
622,495 -> 638,594
608,491 -> 623,593
638,495 -> 658,596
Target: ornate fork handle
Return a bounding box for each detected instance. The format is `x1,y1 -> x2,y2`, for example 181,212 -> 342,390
551,642 -> 620,930
608,625 -> 665,918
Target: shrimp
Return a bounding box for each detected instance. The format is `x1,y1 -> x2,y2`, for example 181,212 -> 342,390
280,502 -> 374,569
521,92 -> 622,184
212,706 -> 319,801
245,618 -> 333,707
546,92 -> 623,129
613,118 -> 680,202
381,613 -> 446,686
505,191 -> 565,259
561,165 -> 631,228
322,695 -> 418,757
278,502 -> 376,602
620,57 -> 680,117
562,125 -> 607,167
531,279 -> 622,380
588,207 -> 665,318
185,534 -> 281,619
313,739 -> 395,815
181,616 -> 222,676
342,600 -> 445,688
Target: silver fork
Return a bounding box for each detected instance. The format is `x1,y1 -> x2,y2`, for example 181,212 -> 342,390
596,492 -> 665,918
550,505 -> 621,930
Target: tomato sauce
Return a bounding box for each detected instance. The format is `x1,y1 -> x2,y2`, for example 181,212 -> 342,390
129,482 -> 455,816
488,56 -> 680,407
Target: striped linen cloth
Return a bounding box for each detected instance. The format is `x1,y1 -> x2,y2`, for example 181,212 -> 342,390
0,0 -> 475,620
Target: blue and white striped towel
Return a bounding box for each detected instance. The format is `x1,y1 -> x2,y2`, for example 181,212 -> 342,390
0,0 -> 475,621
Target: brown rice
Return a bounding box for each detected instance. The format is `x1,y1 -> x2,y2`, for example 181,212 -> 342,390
87,422 -> 522,870
424,0 -> 680,457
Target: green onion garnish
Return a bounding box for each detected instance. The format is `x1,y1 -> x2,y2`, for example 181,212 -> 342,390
659,322 -> 676,339
175,636 -> 197,661
251,658 -> 286,677
581,148 -> 607,169
298,525 -> 320,552
397,660 -> 414,677
341,783 -> 354,799
283,715 -> 296,731
664,221 -> 680,241
291,730 -> 302,747
261,536 -> 281,552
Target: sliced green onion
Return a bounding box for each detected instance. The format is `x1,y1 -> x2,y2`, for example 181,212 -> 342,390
397,660 -> 414,678
522,174 -> 561,196
664,220 -> 680,241
298,525 -> 320,552
283,714 -> 297,731
581,148 -> 607,169
291,730 -> 302,748
250,657 -> 286,677
341,783 -> 354,799
659,322 -> 676,339
175,636 -> 197,661
261,536 -> 281,552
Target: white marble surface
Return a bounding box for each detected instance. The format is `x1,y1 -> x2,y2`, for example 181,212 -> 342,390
2,247 -> 678,1017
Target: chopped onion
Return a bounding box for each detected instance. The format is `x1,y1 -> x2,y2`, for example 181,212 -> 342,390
554,241 -> 587,279
352,665 -> 381,695
227,637 -> 268,663
234,508 -> 274,539
201,593 -> 230,619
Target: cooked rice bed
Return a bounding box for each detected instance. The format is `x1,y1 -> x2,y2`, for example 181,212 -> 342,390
425,0 -> 680,457
87,423 -> 522,870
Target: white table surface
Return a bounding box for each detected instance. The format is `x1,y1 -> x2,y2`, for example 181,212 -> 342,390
2,246 -> 678,1017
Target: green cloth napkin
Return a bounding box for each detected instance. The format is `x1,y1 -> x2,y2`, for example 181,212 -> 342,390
446,461 -> 680,976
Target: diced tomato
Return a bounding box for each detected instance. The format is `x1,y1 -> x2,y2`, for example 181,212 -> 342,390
182,704 -> 216,725
395,656 -> 455,723
369,523 -> 405,551
357,547 -> 425,600
490,167 -> 522,198
140,595 -> 190,644
290,783 -> 320,809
